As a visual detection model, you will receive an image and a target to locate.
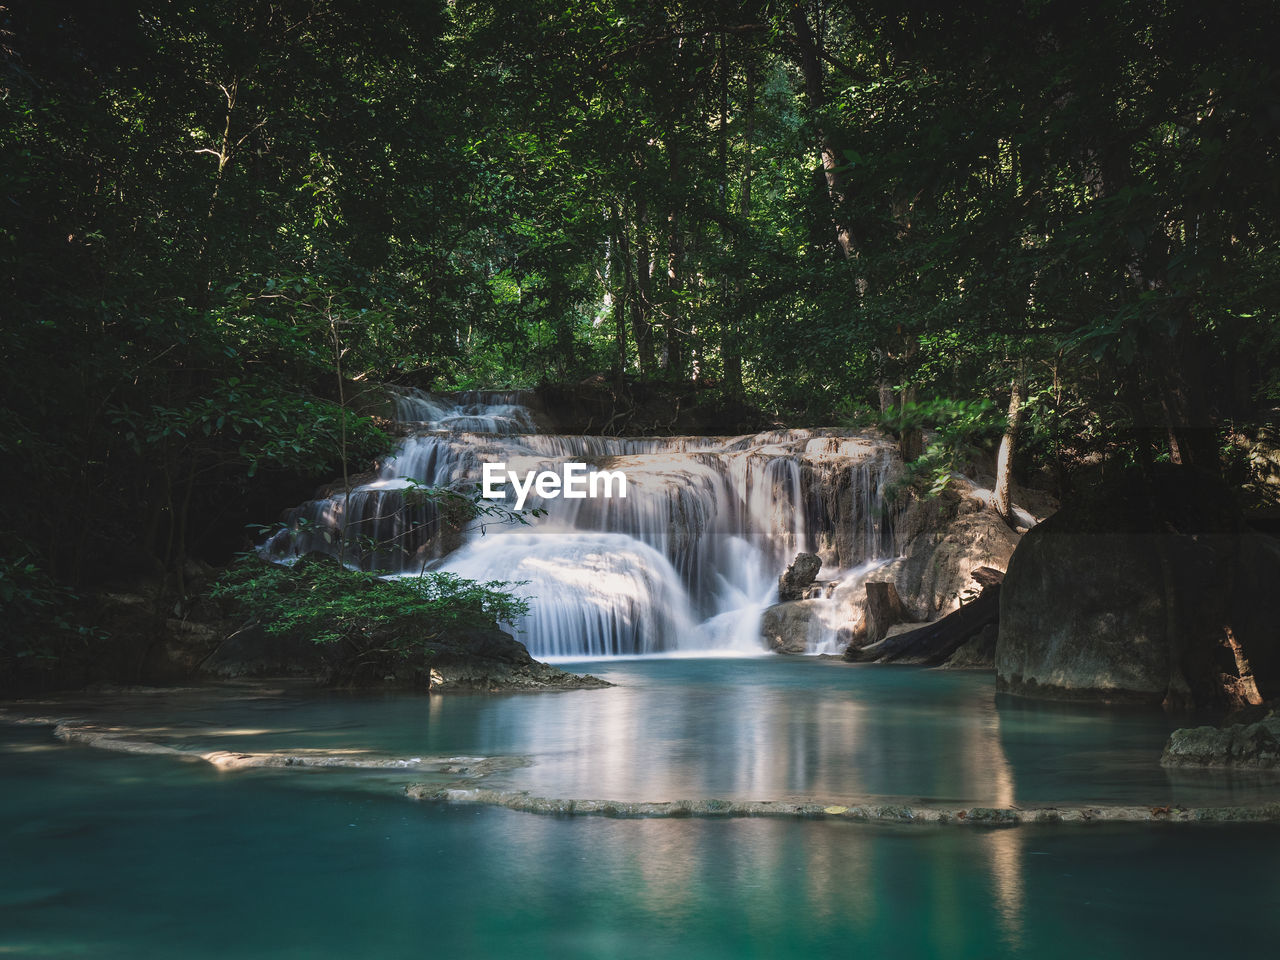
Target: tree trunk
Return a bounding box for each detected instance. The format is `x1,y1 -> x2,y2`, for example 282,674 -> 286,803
1156,308 -> 1218,472
194,79 -> 239,309
850,580 -> 1002,666
609,203 -> 628,386
994,366 -> 1025,526
663,138 -> 685,379
723,54 -> 755,400
718,34 -> 743,398
863,580 -> 908,644
789,3 -> 856,259
632,199 -> 656,375
898,383 -> 923,463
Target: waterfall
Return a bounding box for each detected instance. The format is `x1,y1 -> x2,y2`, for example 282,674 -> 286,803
266,389 -> 903,658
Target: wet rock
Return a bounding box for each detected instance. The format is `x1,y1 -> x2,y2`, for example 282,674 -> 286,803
1161,717 -> 1280,769
331,624 -> 612,691
778,552 -> 822,601
801,449 -> 904,570
410,629 -> 612,691
760,599 -> 827,654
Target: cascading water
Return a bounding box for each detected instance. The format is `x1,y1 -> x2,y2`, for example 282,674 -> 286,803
266,388 -> 903,658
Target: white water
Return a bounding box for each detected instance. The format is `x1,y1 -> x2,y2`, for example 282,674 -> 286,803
266,388 -> 902,657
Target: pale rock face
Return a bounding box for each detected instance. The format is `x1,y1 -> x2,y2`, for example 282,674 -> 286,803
758,473 -> 1042,659
884,476 -> 1024,622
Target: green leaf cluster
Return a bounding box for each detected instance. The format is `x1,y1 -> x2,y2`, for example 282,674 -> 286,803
211,557 -> 530,651
0,557 -> 105,670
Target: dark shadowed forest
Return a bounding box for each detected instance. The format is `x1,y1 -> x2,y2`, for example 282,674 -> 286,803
3,1 -> 1278,677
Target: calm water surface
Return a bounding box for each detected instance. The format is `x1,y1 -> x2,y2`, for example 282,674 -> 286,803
3,658 -> 1278,957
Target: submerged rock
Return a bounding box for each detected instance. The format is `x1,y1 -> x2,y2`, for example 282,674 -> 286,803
1161,717 -> 1280,769
48,719 -> 534,774
997,466 -> 1280,710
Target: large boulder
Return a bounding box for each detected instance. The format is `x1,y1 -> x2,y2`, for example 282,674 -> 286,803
996,466 -> 1280,709
883,475 -> 1025,621
760,599 -> 828,654
404,627 -> 611,691
202,623 -> 327,678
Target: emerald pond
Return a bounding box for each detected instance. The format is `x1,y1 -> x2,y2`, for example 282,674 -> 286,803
3,658 -> 1278,958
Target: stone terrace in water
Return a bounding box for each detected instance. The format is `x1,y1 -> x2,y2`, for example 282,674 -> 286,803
265,388 -> 904,658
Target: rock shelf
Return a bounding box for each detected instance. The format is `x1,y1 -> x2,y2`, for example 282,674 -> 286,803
30,718 -> 530,776
407,786 -> 1280,825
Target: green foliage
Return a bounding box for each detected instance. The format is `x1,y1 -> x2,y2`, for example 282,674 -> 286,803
847,397 -> 1003,497
0,556 -> 105,669
400,480 -> 548,527
3,0 -> 1279,640
211,557 -> 529,652
109,378 -> 391,479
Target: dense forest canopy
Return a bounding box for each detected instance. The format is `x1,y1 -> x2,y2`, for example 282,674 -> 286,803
2,0 -> 1278,606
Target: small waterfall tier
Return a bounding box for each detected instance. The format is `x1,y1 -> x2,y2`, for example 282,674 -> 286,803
265,388 -> 903,657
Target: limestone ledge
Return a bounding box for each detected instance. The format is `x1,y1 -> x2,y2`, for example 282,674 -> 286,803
48,720 -> 528,776
407,786 -> 1280,826
13,713 -> 1280,825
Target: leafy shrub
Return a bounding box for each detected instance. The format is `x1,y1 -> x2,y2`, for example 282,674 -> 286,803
844,396 -> 1003,497
211,556 -> 529,654
0,556 -> 104,672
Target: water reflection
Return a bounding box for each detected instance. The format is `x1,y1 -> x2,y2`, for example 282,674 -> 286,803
992,694 -> 1183,804
19,660 -> 1280,812
987,828 -> 1025,949
446,660 -> 1024,805
427,657 -> 1271,810
485,812 -> 1036,958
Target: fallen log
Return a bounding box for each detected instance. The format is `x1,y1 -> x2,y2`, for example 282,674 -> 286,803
847,581 -> 1001,666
